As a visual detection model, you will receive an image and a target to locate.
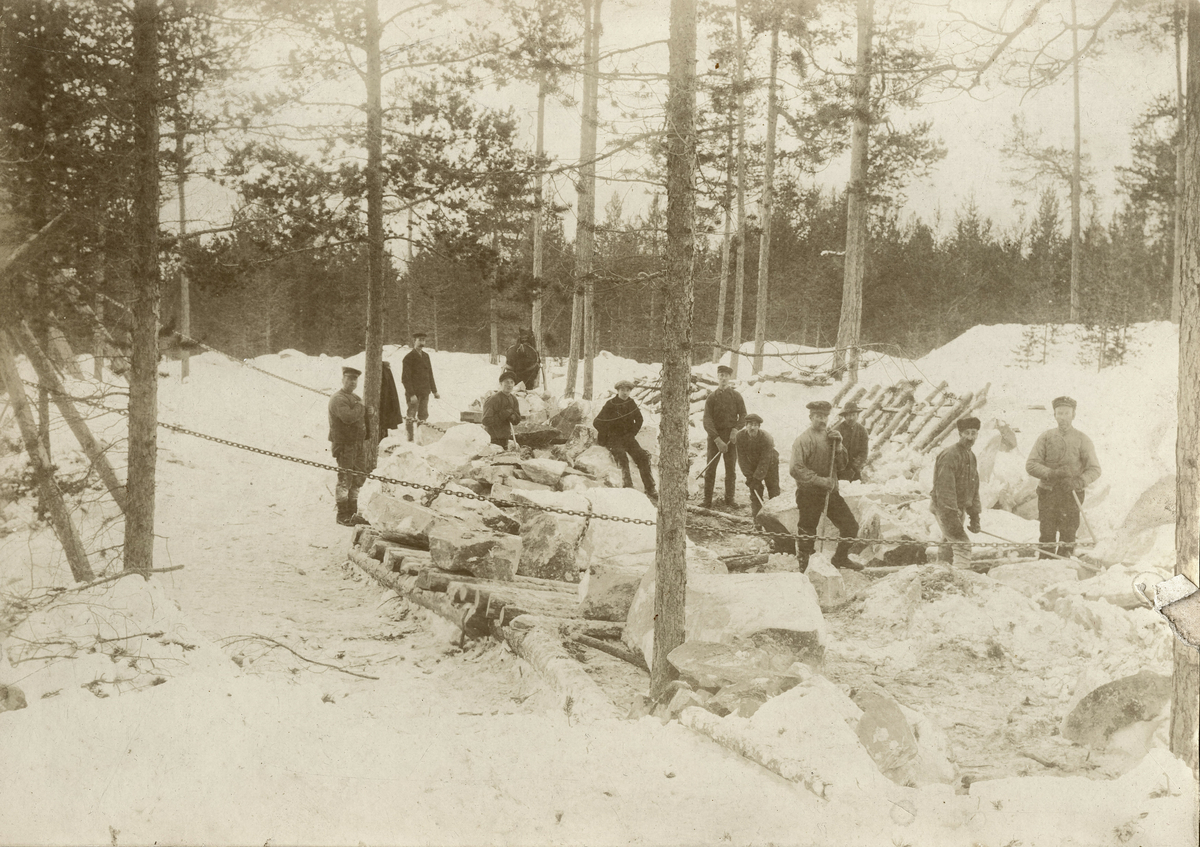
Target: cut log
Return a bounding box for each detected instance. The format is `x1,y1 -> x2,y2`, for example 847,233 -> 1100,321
924,384 -> 990,453
874,396 -> 914,442
416,568 -> 575,595
921,379 -> 948,406
720,553 -> 769,571
507,615 -> 625,640
571,634 -> 649,671
348,549 -> 489,639
501,625 -> 621,722
914,391 -> 974,453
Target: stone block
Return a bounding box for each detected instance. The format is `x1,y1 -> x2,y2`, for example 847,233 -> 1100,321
431,483 -> 520,535
516,457 -> 569,487
428,523 -> 521,581
576,488 -> 658,570
805,554 -> 847,609
1061,670 -> 1172,751
519,509 -> 587,582
426,424 -> 492,475
577,557 -> 651,622
709,675 -> 801,718
667,640 -> 803,691
624,570 -> 826,671
574,445 -> 624,488
550,401 -> 585,437
361,490 -> 441,546
755,495 -> 797,554
851,689 -> 920,786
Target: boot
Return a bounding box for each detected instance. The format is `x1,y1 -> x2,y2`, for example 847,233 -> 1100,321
796,552 -> 810,573
830,540 -> 863,571
405,419 -> 415,442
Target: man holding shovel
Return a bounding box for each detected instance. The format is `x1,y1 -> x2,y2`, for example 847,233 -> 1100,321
930,416 -> 982,568
733,413 -> 779,518
1025,396 -> 1102,559
789,400 -> 860,573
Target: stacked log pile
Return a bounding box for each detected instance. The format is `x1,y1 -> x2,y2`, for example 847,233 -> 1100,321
850,378 -> 990,464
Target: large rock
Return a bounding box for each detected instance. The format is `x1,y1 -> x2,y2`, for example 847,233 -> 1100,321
851,688 -> 920,786
361,446 -> 443,505
624,570 -> 826,671
576,558 -> 647,621
415,421 -> 462,446
709,675 -> 802,718
467,458 -> 523,487
550,401 -> 586,437
516,457 -> 569,487
431,484 -> 520,535
428,524 -> 521,581
559,424 -> 596,463
755,494 -> 798,554
805,554 -> 847,609
1061,670 -> 1172,751
513,423 -> 567,449
667,640 -> 803,691
514,490 -> 591,581
361,490 -> 441,547
426,424 -> 492,475
576,488 -> 657,567
573,445 -> 624,488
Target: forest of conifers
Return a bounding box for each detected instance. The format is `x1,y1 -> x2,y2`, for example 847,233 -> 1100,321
0,0 -> 1182,366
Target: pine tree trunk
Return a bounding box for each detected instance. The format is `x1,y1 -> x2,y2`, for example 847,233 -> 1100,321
1171,0 -> 1186,324
751,23 -> 777,375
567,0 -> 597,399
124,0 -> 160,575
175,117 -> 191,380
835,0 -> 873,379
581,0 -> 601,400
652,0 -> 696,700
1170,0 -> 1200,773
732,0 -> 748,374
1069,0 -> 1082,323
713,124 -> 732,364
363,0 -> 385,463
532,75 -> 547,354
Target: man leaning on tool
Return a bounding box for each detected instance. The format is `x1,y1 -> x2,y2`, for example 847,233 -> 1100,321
1025,396 -> 1101,559
702,364 -> 746,509
930,416 -> 982,568
733,413 -> 779,518
328,365 -> 369,527
789,400 -> 861,572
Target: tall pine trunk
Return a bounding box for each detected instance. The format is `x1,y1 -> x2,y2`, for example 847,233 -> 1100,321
1170,0 -> 1200,773
834,0 -> 873,380
732,0 -> 748,375
581,0 -> 601,399
532,74 -> 547,355
1172,0 -> 1186,324
566,0 -> 597,398
124,0 -> 161,574
363,0 -> 384,460
1068,0 -> 1082,322
751,25 -> 777,375
652,0 -> 696,699
713,122 -> 732,364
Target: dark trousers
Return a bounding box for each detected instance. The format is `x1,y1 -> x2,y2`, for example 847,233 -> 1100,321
745,461 -> 781,517
405,391 -> 430,440
331,441 -> 365,519
1038,487 -> 1082,558
704,434 -> 737,505
796,487 -> 858,563
608,437 -> 655,493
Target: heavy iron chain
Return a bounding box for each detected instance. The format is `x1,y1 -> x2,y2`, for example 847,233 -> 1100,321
17,378 -> 1052,548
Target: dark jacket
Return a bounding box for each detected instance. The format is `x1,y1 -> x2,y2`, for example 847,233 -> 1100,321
835,419 -> 869,481
931,440 -> 981,518
379,362 -> 403,434
593,396 -> 643,447
734,429 -> 777,481
703,387 -> 746,440
482,391 -> 522,442
328,388 -> 365,443
401,348 -> 438,396
505,342 -> 540,389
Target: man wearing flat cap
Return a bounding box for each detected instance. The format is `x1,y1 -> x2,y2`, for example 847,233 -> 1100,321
702,364 -> 746,508
835,401 -> 869,482
1026,396 -> 1101,559
593,379 -> 656,498
401,332 -> 440,442
789,399 -> 860,571
733,413 -> 779,518
482,371 -> 523,448
328,366 -> 368,526
931,416 -> 982,567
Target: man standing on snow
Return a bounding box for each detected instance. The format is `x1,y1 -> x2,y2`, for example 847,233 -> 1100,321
702,364 -> 746,509
790,400 -> 860,572
930,416 -> 982,567
504,328 -> 541,391
328,365 -> 369,527
401,332 -> 439,442
733,413 -> 779,518
593,379 -> 657,497
835,401 -> 869,482
1025,396 -> 1101,559
482,371 -> 523,448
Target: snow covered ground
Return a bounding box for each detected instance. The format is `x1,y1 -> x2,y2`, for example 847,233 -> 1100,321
0,323 -> 1196,845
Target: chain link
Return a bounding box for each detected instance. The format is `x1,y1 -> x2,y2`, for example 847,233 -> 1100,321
14,378 -> 1063,548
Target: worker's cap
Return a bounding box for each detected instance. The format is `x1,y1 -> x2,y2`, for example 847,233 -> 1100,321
499,370 -> 517,383
957,416 -> 981,432
717,365 -> 733,376
412,331 -> 427,339
744,413 -> 764,424
840,401 -> 862,413
614,379 -> 634,390
806,400 -> 832,413
1052,395 -> 1077,410
341,366 -> 362,377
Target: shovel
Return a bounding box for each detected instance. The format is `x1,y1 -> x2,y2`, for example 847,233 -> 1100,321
1071,489 -> 1098,543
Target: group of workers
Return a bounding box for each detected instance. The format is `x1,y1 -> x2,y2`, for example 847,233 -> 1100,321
329,337 -> 1102,569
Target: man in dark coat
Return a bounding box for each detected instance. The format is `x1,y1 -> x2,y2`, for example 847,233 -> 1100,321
505,329 -> 541,391
1025,396 -> 1102,558
702,364 -> 746,508
835,401 -> 869,482
328,366 -> 369,526
930,416 -> 982,567
379,361 -> 403,439
482,371 -> 522,448
733,413 -> 779,518
789,400 -> 860,572
401,332 -> 439,442
593,379 -> 656,497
